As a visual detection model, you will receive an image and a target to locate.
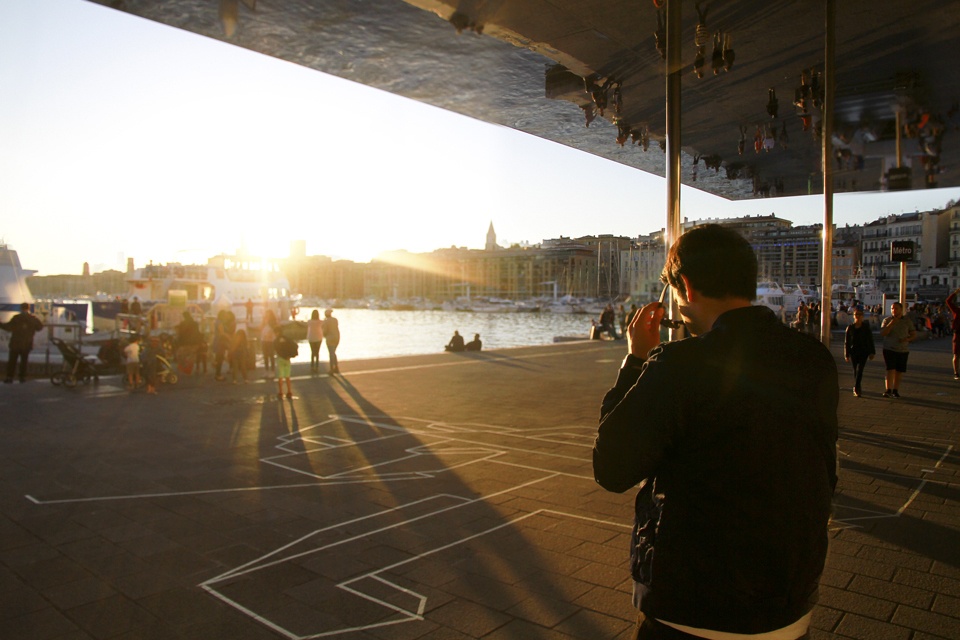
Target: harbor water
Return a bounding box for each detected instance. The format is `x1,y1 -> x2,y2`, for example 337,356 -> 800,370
289,308 -> 593,364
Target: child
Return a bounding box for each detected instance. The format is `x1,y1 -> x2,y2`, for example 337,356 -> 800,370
124,334 -> 141,390
142,336 -> 159,395
231,329 -> 249,383
274,325 -> 295,399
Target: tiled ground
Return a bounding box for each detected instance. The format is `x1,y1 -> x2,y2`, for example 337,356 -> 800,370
0,336 -> 957,639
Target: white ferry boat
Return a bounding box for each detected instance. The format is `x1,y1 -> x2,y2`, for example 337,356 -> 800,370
0,243 -> 89,348
754,281 -> 808,321
92,252 -> 296,329
0,242 -> 34,323
849,268 -> 884,308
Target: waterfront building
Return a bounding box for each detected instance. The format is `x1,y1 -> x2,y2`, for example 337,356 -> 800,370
860,209 -> 952,297
948,204 -> 960,291
831,239 -> 861,284
26,269 -> 127,298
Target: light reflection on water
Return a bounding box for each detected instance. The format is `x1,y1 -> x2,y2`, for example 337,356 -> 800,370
291,308 -> 592,363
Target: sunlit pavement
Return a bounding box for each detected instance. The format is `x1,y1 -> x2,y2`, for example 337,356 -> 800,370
0,338 -> 957,639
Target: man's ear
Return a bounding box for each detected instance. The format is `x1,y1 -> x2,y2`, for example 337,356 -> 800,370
679,274 -> 697,303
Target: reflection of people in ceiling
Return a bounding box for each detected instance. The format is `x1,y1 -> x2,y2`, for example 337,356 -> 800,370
723,32 -> 735,72
739,125 -> 746,155
767,89 -> 779,119
712,30 -> 724,75
655,8 -> 666,61
694,3 -> 709,79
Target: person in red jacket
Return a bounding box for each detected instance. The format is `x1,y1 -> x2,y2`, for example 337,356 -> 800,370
946,288 -> 960,379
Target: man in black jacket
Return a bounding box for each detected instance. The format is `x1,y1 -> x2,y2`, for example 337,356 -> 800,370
2,303 -> 44,383
594,225 -> 838,640
844,308 -> 875,397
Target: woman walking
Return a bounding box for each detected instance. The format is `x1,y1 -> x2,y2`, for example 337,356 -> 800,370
322,309 -> 340,374
306,309 -> 324,373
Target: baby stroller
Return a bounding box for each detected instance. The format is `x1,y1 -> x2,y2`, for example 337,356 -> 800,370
121,347 -> 179,390
50,337 -> 107,387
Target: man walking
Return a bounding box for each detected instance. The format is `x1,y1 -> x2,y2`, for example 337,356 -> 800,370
844,308 -> 875,397
2,303 -> 44,383
946,288 -> 960,379
879,302 -> 916,398
594,225 -> 838,640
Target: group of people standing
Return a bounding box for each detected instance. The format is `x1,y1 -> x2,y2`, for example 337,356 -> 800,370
165,306 -> 342,397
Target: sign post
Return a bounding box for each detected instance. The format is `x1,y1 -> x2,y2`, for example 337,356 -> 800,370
890,240 -> 915,306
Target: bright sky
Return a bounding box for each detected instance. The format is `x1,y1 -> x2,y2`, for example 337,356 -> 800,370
3,0 -> 959,277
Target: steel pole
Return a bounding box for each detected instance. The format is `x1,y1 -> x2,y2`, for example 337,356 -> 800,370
665,0 -> 683,340
899,263 -> 906,306
820,0 -> 835,347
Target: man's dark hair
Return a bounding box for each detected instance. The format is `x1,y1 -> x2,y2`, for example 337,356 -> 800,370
20,302 -> 29,311
661,224 -> 757,300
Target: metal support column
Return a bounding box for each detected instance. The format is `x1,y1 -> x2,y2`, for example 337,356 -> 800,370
819,0 -> 835,347
899,263 -> 907,306
665,0 -> 683,340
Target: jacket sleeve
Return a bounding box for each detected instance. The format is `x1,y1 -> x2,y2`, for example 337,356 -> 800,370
843,326 -> 852,359
594,348 -> 677,493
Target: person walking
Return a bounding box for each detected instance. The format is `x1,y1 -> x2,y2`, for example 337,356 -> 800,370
880,302 -> 916,398
594,225 -> 838,640
306,310 -> 324,373
844,308 -> 875,397
322,309 -> 340,374
946,287 -> 960,379
2,302 -> 44,383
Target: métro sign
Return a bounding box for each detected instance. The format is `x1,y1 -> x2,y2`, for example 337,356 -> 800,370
890,240 -> 916,263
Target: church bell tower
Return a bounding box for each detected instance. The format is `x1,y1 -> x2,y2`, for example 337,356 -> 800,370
485,221 -> 497,251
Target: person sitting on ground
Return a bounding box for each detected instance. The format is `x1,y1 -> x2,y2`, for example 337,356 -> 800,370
465,333 -> 482,351
599,304 -> 620,339
445,331 -> 465,352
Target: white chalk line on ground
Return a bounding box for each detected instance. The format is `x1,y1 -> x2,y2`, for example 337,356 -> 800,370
203,467 -> 627,640
833,444 -> 954,524
23,415 -> 594,505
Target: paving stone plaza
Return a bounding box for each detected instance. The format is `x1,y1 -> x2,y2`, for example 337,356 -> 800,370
1,338 -> 958,639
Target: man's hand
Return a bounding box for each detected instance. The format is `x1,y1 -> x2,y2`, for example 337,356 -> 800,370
868,354 -> 875,360
844,356 -> 850,362
627,301 -> 664,359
